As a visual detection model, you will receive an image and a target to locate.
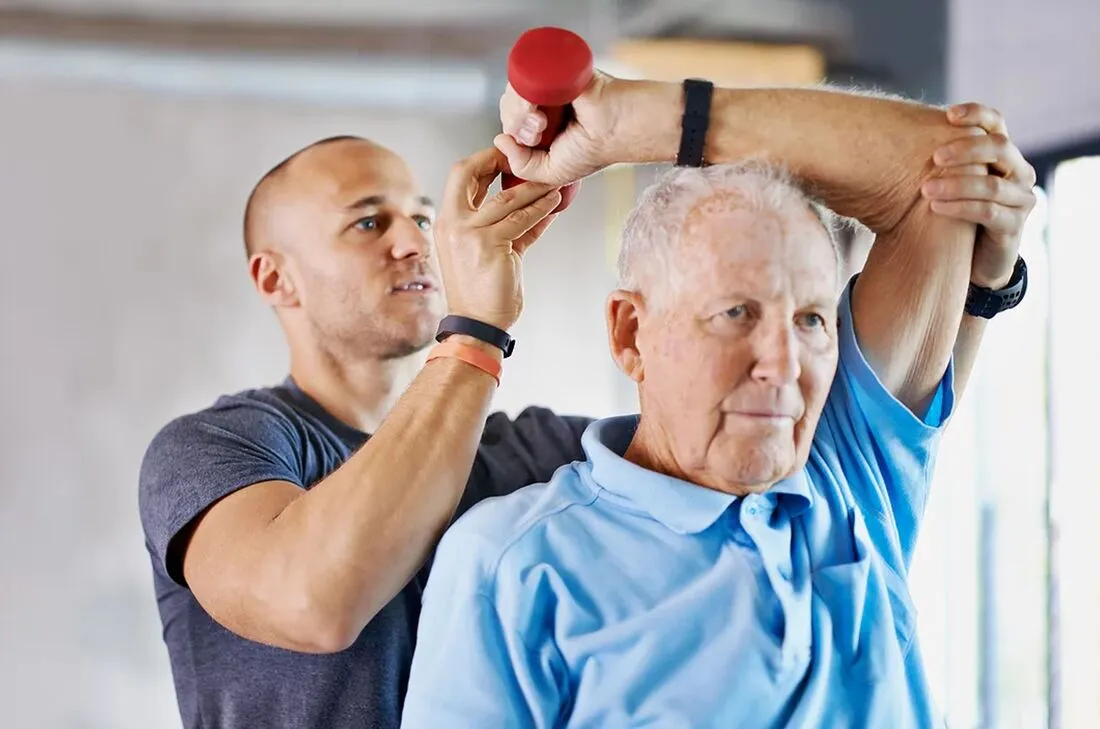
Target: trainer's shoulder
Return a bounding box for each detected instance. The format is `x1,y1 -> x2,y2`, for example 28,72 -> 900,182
481,405 -> 593,478
142,384 -> 304,467
158,384 -> 300,433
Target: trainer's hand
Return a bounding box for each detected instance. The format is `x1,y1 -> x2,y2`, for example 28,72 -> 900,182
924,103 -> 1037,290
435,148 -> 562,331
495,70 -> 622,186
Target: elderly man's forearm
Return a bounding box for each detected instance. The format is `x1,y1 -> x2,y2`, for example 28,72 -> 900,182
950,315 -> 989,397
612,80 -> 983,233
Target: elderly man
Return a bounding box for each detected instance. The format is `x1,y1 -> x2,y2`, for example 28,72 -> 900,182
399,78 -> 1034,727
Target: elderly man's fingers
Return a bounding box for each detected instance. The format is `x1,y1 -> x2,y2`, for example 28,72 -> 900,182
499,83 -> 547,146
934,164 -> 989,178
947,103 -> 1008,136
932,134 -> 1035,185
921,175 -> 1037,210
928,199 -> 1030,233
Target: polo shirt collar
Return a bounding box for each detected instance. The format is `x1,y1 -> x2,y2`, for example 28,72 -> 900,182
583,415 -> 814,533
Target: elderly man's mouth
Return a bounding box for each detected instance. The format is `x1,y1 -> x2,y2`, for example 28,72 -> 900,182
728,411 -> 796,424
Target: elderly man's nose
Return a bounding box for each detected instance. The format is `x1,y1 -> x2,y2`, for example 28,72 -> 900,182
751,324 -> 800,384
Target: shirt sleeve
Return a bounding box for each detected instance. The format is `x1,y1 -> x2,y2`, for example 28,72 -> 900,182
816,279 -> 956,571
401,519 -> 569,729
138,402 -> 304,585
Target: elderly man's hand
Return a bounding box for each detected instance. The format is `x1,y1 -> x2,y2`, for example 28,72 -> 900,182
495,71 -> 633,186
922,103 -> 1038,289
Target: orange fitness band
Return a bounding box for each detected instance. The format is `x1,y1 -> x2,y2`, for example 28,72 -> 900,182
427,340 -> 503,385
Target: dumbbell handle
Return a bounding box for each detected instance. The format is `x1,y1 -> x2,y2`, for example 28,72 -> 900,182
499,27 -> 593,213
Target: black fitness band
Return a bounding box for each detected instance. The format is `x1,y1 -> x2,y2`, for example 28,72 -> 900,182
435,315 -> 516,358
676,78 -> 714,168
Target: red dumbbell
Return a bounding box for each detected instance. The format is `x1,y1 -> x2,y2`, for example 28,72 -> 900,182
500,27 -> 594,213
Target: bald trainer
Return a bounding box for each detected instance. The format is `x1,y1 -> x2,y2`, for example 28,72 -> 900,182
139,136 -> 589,729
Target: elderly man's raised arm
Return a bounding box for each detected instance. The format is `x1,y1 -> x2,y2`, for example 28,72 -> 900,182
616,82 -> 986,236
498,79 -> 1030,414
500,79 -> 984,233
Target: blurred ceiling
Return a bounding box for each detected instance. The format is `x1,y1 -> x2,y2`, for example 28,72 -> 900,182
0,0 -> 854,57
0,0 -> 861,111
1,0 -> 1096,153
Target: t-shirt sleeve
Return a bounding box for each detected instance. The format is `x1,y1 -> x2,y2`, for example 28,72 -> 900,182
816,280 -> 956,571
138,402 -> 305,585
508,407 -> 592,471
476,407 -> 592,494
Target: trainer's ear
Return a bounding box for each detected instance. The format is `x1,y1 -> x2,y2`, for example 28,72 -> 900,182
250,251 -> 299,308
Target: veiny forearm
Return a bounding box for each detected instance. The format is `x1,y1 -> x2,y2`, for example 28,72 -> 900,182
614,80 -> 982,233
259,350 -> 499,650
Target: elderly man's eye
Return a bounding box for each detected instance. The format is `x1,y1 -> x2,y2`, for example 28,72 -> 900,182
799,312 -> 827,329
723,305 -> 747,319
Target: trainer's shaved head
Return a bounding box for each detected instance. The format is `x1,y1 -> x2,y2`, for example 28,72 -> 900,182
244,135 -> 372,257
244,135 -> 444,362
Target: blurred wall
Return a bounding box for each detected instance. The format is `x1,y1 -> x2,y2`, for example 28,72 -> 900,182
0,77 -> 633,729
948,0 -> 1100,152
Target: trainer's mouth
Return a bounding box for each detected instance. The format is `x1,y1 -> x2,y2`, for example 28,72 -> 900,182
391,277 -> 437,294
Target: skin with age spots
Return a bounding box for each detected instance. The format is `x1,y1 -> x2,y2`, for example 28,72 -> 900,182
614,193 -> 840,497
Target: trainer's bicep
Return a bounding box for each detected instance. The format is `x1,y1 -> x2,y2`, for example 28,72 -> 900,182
181,480 -> 304,641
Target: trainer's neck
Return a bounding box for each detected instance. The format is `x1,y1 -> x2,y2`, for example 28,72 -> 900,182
289,346 -> 422,435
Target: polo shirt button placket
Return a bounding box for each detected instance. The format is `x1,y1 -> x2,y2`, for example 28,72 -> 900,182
727,504 -> 753,549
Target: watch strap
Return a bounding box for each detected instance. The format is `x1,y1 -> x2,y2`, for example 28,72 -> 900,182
435,314 -> 515,358
676,79 -> 714,168
965,256 -> 1028,319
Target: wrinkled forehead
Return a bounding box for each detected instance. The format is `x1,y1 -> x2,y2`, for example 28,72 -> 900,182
675,200 -> 839,298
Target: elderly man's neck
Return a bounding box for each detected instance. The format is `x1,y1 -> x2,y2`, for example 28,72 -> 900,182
289,345 -> 423,434
625,420 -> 759,498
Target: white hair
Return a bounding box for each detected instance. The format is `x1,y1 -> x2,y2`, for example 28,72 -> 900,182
615,162 -> 851,304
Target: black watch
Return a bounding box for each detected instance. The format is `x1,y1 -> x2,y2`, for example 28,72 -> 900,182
435,315 -> 515,357
964,256 -> 1028,319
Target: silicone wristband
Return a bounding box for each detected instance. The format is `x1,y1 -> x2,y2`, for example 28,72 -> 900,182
426,340 -> 503,386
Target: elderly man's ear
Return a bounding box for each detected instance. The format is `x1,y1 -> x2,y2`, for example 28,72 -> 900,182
606,290 -> 647,383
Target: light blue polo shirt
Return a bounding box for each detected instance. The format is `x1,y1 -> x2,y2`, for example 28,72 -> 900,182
402,282 -> 954,729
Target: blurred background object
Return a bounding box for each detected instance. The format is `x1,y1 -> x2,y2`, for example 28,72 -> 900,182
0,1 -> 1097,727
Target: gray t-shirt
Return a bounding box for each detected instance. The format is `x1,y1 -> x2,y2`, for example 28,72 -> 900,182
139,379 -> 590,729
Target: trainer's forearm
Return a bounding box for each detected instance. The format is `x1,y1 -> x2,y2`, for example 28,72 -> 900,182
265,339 -> 499,649
612,80 -> 978,233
